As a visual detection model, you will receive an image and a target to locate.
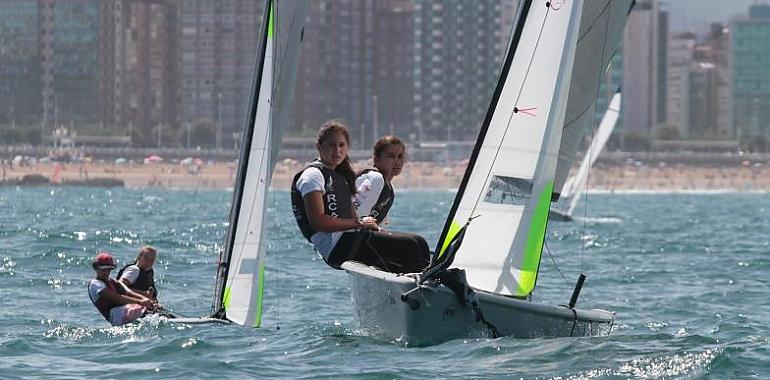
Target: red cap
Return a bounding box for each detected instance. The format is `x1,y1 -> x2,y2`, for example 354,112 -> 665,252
93,252 -> 116,270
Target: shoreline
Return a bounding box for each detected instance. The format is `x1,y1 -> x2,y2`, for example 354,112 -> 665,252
2,160 -> 770,192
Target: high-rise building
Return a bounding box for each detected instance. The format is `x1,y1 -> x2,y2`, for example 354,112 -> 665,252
686,62 -> 722,139
106,0 -> 178,145
704,23 -> 731,139
665,24 -> 731,141
692,24 -> 730,139
730,5 -> 770,141
621,0 -> 662,136
0,1 -> 41,125
296,0 -> 414,148
665,32 -> 696,137
178,0 -> 263,148
412,1 -> 512,143
657,8 -> 668,124
40,0 -> 102,126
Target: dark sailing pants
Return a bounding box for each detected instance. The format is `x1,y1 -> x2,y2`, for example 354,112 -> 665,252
327,230 -> 431,273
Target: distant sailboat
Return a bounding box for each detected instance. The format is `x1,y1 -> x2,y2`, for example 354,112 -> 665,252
550,92 -> 621,222
211,0 -> 308,326
342,0 -> 634,346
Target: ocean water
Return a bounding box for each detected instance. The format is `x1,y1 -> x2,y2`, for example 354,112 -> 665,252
1,187 -> 768,379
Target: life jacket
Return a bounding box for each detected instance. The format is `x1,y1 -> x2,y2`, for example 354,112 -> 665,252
116,261 -> 157,298
88,278 -> 125,322
291,159 -> 353,241
356,168 -> 394,224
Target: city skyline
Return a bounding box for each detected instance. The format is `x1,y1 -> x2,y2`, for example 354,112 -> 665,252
665,0 -> 770,32
1,0 -> 770,152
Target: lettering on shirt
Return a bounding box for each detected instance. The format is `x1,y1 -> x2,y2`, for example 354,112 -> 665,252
326,193 -> 338,217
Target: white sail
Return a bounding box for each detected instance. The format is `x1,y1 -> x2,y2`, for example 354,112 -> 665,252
437,0 -> 584,297
215,0 -> 308,327
560,92 -> 621,216
553,0 -> 633,194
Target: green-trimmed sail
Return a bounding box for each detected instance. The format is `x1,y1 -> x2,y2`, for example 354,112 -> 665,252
436,0 -> 631,298
215,0 -> 308,327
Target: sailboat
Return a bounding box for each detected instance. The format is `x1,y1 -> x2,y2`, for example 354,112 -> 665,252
341,0 -> 634,346
549,92 -> 621,222
210,0 -> 308,326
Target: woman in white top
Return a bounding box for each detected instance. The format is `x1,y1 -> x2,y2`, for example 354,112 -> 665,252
354,136 -> 405,228
290,121 -> 429,273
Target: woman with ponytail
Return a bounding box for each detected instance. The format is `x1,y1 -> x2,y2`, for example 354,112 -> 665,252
290,120 -> 429,273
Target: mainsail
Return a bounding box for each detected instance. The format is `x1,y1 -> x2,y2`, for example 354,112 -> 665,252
212,0 -> 308,327
558,92 -> 621,217
553,0 -> 633,194
435,0 -> 633,298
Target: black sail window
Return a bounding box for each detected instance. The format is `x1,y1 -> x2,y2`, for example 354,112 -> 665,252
484,176 -> 533,205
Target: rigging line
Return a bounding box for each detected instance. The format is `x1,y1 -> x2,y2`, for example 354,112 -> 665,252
470,3 -> 553,217
544,240 -> 571,286
271,0 -> 281,333
273,167 -> 281,330
580,0 -> 615,274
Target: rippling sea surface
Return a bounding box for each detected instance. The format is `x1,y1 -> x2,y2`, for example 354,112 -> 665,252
1,187 -> 768,379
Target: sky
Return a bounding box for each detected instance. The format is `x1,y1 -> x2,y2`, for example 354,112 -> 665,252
665,0 -> 770,32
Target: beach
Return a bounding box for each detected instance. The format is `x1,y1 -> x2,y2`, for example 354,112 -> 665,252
3,158 -> 770,191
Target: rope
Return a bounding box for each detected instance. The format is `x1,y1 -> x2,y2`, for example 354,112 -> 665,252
544,241 -> 571,286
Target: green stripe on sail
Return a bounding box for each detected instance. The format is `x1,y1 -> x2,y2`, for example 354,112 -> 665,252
516,181 -> 554,296
223,286 -> 232,309
253,263 -> 266,327
267,2 -> 274,39
438,220 -> 463,259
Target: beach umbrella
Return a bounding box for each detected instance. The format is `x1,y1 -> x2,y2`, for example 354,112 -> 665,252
144,155 -> 164,164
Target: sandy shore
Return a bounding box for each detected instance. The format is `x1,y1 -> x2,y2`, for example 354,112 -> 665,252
2,160 -> 770,191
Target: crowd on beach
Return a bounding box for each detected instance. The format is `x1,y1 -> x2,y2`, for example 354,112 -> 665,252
3,153 -> 770,191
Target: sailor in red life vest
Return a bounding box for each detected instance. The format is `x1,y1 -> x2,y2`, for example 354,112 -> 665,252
87,252 -> 155,326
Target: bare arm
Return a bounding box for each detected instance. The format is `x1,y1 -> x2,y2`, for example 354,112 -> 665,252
118,277 -> 156,300
100,287 -> 154,308
303,191 -> 377,232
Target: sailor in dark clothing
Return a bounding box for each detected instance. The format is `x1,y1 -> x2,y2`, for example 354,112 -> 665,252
117,246 -> 159,300
291,120 -> 430,273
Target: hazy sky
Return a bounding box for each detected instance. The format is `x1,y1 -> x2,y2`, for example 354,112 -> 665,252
665,0 -> 770,32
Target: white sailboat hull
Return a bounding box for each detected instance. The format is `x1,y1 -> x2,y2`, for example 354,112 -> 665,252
342,261 -> 614,346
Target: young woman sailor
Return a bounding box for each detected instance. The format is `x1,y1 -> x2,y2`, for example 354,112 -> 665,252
291,121 -> 429,273
117,245 -> 159,300
354,135 -> 406,228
